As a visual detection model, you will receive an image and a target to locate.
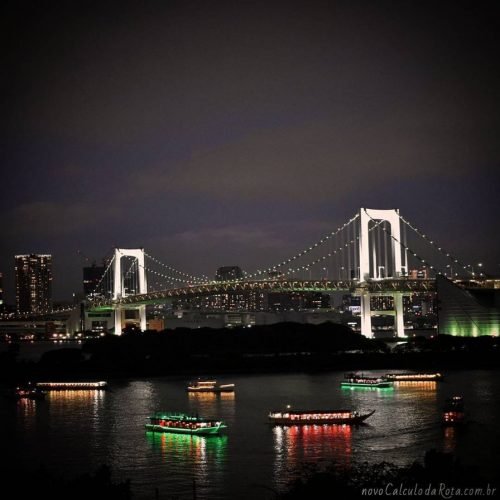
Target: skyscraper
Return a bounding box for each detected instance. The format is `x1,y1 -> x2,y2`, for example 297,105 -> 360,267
15,254 -> 52,313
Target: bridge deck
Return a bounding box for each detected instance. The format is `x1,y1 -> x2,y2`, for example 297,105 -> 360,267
87,279 -> 437,310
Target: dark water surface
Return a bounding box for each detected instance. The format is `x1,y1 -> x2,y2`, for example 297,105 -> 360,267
2,370 -> 500,499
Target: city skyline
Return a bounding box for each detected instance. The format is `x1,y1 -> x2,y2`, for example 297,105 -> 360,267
2,0 -> 500,302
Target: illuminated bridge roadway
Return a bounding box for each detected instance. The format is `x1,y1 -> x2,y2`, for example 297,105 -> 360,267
88,278 -> 437,311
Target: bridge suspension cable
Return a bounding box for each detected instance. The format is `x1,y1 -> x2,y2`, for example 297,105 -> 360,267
242,213 -> 360,280
363,209 -> 447,277
87,252 -> 115,300
144,252 -> 209,283
276,218 -> 389,278
114,248 -> 203,290
142,262 -> 203,287
398,213 -> 488,277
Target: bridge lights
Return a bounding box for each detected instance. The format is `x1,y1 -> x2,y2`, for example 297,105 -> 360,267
446,264 -> 453,279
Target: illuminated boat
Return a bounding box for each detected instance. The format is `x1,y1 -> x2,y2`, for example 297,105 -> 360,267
7,384 -> 46,401
385,372 -> 443,382
341,373 -> 393,388
35,381 -> 107,390
268,408 -> 375,425
186,380 -> 235,393
442,396 -> 465,426
145,412 -> 227,435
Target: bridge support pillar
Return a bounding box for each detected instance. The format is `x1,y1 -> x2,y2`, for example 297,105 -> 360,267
139,305 -> 146,331
115,308 -> 123,336
360,293 -> 373,338
112,248 -> 148,334
359,208 -> 403,280
394,292 -> 405,338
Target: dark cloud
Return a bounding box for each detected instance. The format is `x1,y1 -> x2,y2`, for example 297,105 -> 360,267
127,117 -> 482,202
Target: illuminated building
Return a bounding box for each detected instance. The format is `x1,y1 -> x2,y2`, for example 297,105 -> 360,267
409,268 -> 430,279
174,265 -> 329,314
215,266 -> 243,281
266,292 -> 329,311
186,266 -> 265,312
437,276 -> 500,336
0,272 -> 3,310
370,296 -> 394,311
15,254 -> 52,313
177,290 -> 267,312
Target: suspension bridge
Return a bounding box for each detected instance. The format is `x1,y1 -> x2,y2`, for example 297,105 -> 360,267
80,207 -> 491,337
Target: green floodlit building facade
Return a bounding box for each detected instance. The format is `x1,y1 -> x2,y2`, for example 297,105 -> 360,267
437,276 -> 500,337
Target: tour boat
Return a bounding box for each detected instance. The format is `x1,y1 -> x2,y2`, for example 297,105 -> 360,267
268,408 -> 375,425
442,396 -> 465,426
341,373 -> 393,388
145,412 -> 227,435
4,384 -> 46,401
35,381 -> 108,390
186,379 -> 235,393
385,372 -> 443,382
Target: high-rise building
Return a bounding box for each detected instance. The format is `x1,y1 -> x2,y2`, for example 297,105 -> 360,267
15,254 -> 52,313
215,266 -> 243,281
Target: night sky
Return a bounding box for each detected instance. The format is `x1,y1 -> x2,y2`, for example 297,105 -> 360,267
2,0 -> 500,302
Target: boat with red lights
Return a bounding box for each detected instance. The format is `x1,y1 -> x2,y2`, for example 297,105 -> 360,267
268,408 -> 375,425
341,373 -> 393,388
145,412 -> 227,435
186,379 -> 235,393
35,381 -> 107,390
4,383 -> 46,401
442,396 -> 465,426
385,372 -> 443,382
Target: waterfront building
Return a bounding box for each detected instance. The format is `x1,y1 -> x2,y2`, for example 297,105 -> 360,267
267,291 -> 330,311
437,275 -> 500,336
15,254 -> 52,314
0,319 -> 66,340
0,272 -> 3,310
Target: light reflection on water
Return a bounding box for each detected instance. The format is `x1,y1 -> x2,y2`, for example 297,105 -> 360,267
273,424 -> 352,490
3,370 -> 500,499
187,391 -> 236,420
146,431 -> 228,496
443,426 -> 458,453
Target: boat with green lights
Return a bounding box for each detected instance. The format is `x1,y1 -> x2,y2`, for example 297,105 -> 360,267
269,408 -> 375,425
186,379 -> 235,393
385,372 -> 443,382
145,412 -> 227,435
341,373 -> 393,388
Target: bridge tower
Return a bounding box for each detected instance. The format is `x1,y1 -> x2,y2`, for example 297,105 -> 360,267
113,248 -> 147,334
358,209 -> 408,339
